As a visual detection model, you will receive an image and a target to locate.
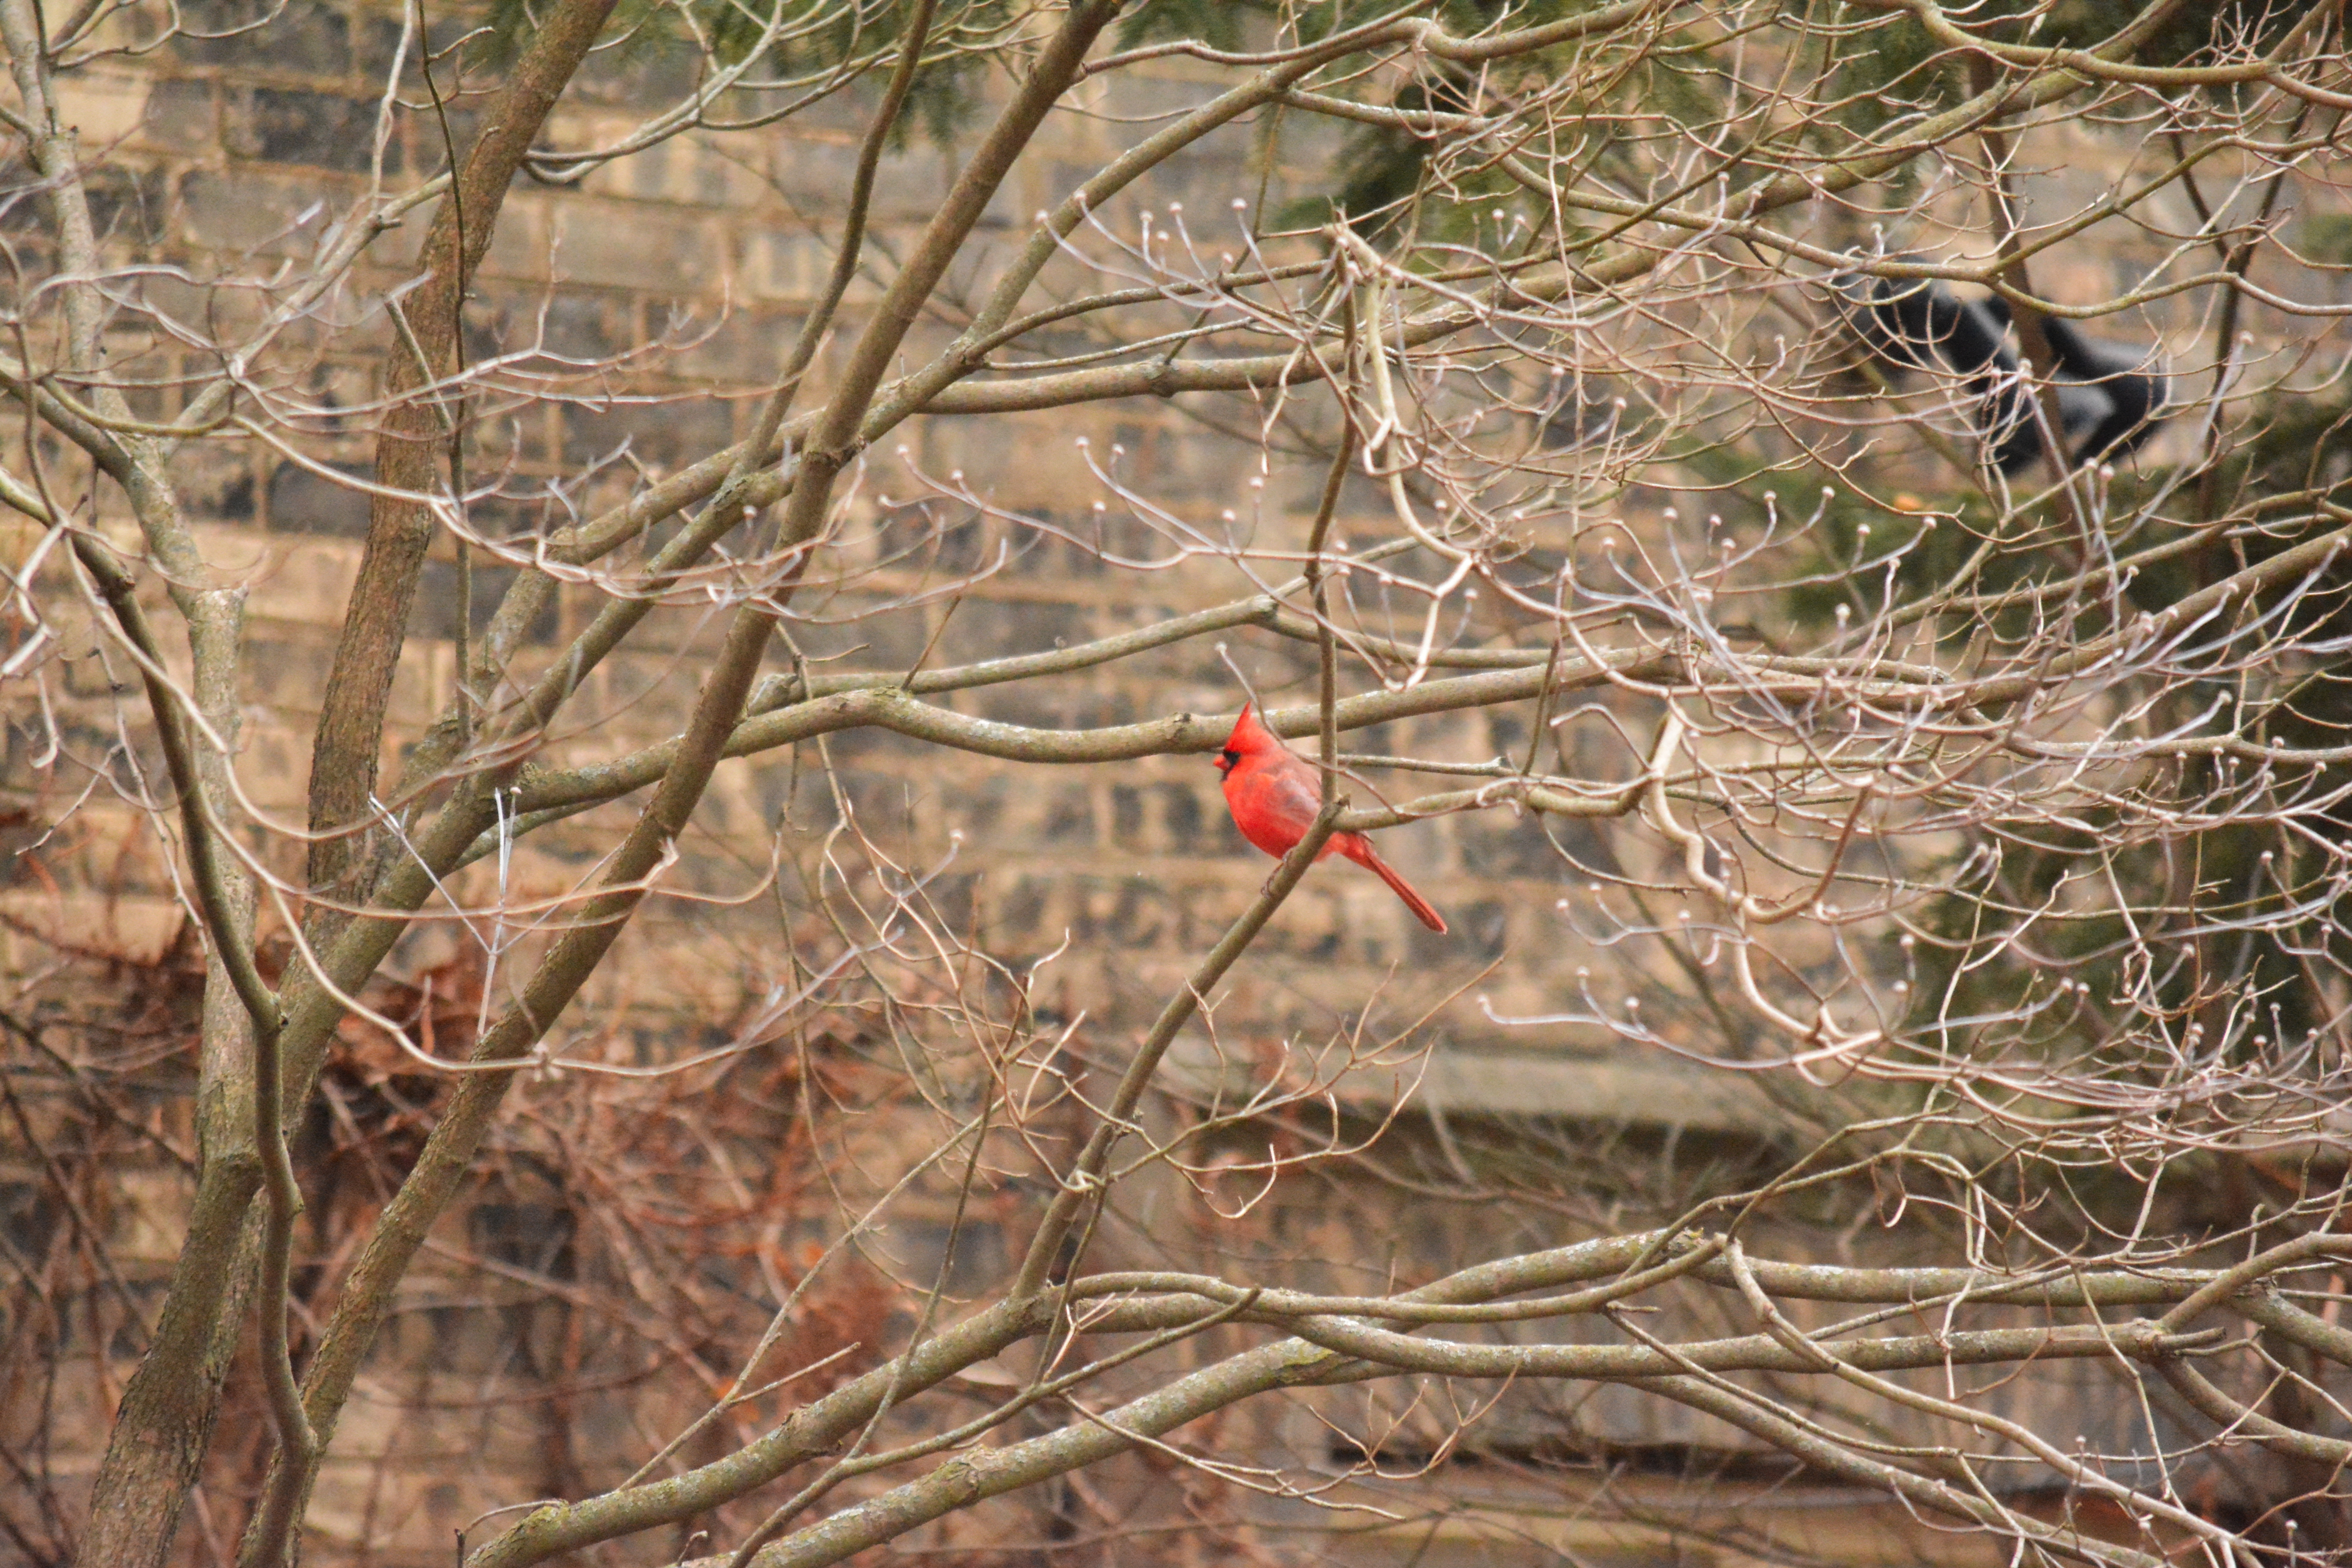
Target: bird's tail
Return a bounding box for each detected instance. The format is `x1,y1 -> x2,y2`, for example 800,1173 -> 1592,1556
1350,842 -> 1447,933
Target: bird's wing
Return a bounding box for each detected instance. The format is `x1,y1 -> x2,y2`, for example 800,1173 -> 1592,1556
1256,764 -> 1326,827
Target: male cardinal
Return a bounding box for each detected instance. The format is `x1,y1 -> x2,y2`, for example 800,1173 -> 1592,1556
1214,704 -> 1447,933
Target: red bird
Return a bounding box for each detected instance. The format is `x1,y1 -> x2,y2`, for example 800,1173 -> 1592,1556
1213,704 -> 1447,933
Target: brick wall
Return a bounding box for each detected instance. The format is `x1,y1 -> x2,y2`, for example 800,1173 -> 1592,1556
7,0 -> 1607,1055
0,15 -> 1740,1563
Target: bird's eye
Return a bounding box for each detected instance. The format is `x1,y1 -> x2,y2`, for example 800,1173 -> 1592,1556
1218,749 -> 1240,770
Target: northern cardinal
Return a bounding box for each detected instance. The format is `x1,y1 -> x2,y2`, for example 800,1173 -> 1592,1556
1214,703 -> 1447,933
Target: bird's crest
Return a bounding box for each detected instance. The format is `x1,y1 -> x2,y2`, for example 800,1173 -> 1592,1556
1227,701 -> 1276,749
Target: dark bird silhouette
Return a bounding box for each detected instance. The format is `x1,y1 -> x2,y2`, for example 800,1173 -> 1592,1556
1842,270 -> 2168,474
1980,295 -> 2170,470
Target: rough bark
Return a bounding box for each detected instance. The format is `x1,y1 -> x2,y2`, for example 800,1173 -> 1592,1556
303,0 -> 621,905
